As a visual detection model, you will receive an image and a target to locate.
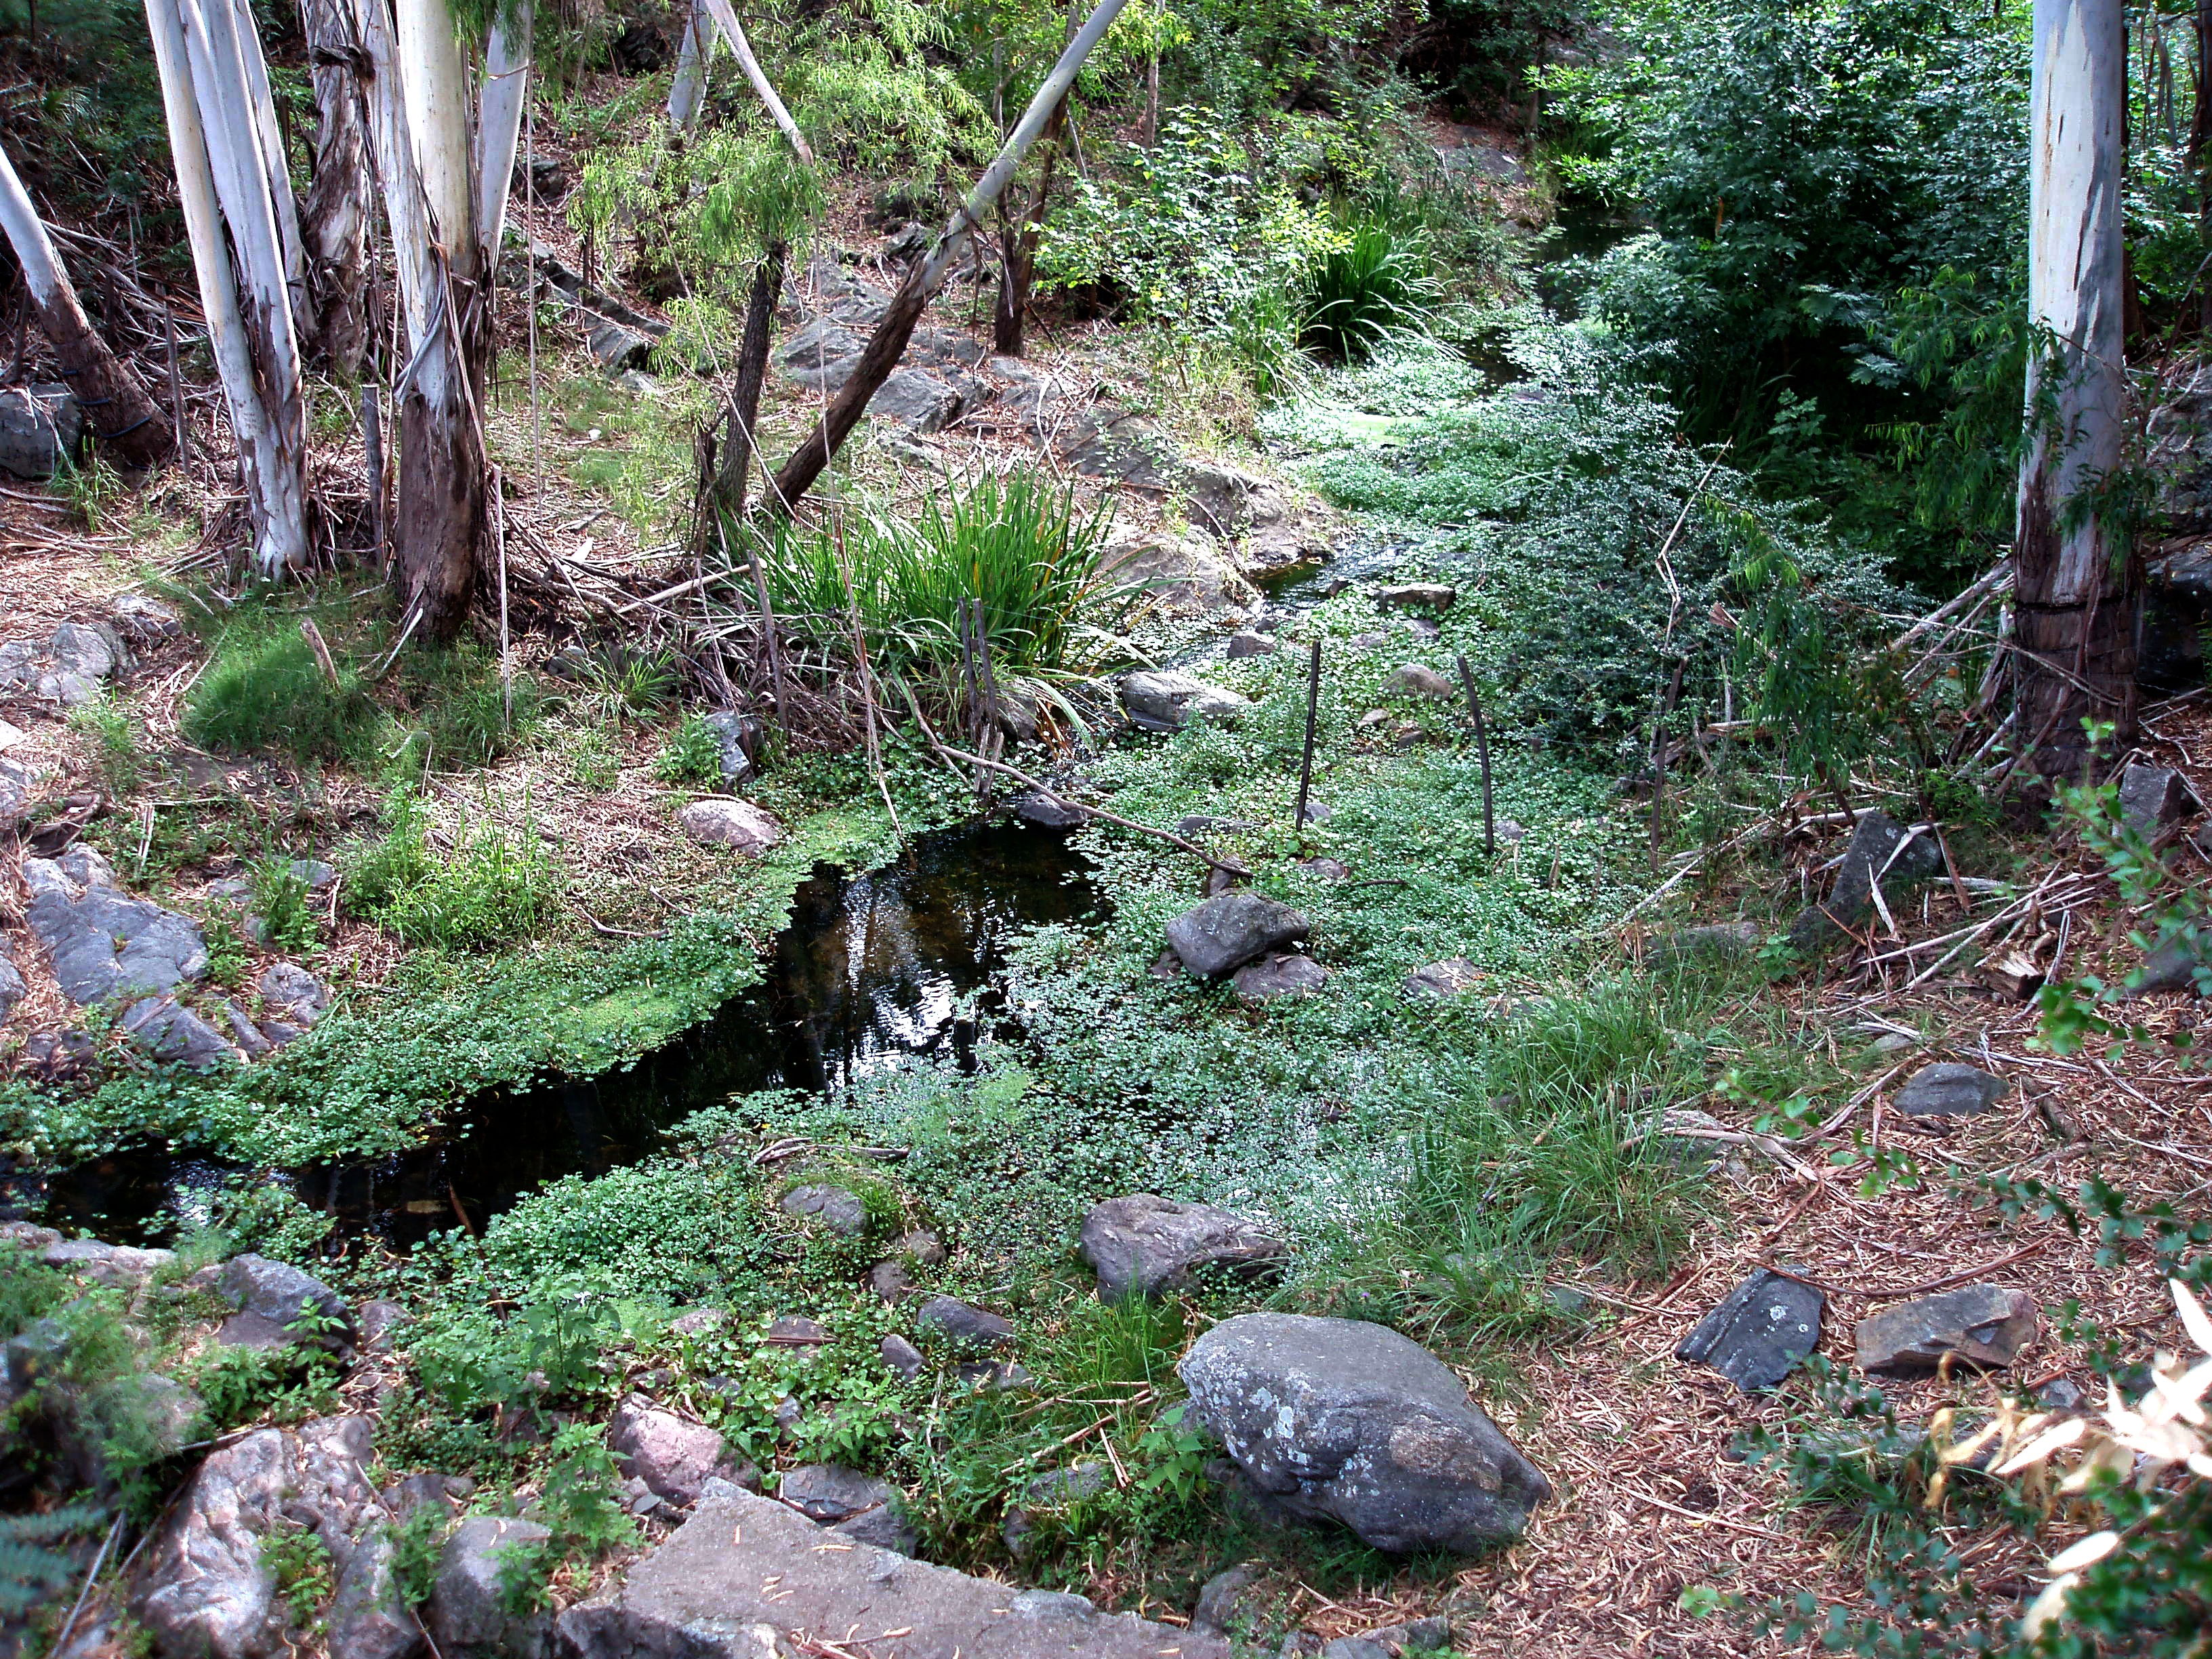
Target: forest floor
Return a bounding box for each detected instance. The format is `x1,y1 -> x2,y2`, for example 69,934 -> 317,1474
3,101 -> 2210,1659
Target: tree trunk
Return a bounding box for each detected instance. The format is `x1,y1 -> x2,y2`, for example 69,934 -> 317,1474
2194,0 -> 2212,328
2018,0 -> 2137,778
698,0 -> 813,165
151,0 -> 310,573
718,241 -> 783,516
991,96 -> 1067,359
668,0 -> 709,128
0,140 -> 171,468
300,0 -> 369,375
475,0 -> 531,279
769,0 -> 1131,514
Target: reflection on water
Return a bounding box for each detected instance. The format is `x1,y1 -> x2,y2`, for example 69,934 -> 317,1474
40,820 -> 1099,1250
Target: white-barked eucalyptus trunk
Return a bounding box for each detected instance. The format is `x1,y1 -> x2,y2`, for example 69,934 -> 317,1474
144,0 -> 310,573
668,0 -> 709,129
2017,0 -> 2138,776
356,0 -> 532,637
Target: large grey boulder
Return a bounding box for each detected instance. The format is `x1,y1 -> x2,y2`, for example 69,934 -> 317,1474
609,1395 -> 729,1506
1102,529 -> 1261,617
1078,1194 -> 1290,1300
428,1515 -> 552,1659
2116,762 -> 2200,835
676,798 -> 783,853
1121,669 -> 1251,731
775,316 -> 865,391
1164,892 -> 1311,978
1676,1269 -> 1824,1393
1854,1284 -> 2039,1376
218,1254 -> 354,1353
1788,811 -> 1944,950
554,1487 -> 1231,1658
25,846 -> 211,1004
1178,1313 -> 1551,1553
1892,1062 -> 2009,1119
869,367 -> 966,432
138,1417 -> 384,1659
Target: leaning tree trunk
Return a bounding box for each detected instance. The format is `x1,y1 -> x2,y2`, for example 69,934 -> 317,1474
300,0 -> 369,375
2017,0 -> 2138,779
769,0 -> 1130,514
0,140 -> 171,468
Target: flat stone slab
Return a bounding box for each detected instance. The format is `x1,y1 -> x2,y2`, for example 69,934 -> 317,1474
1164,892 -> 1310,978
1676,1269 -> 1824,1393
554,1488 -> 1232,1659
1404,958 -> 1483,1000
1121,669 -> 1250,730
25,846 -> 209,1004
1855,1284 -> 2039,1375
1232,951 -> 1326,1002
1892,1062 -> 2008,1119
678,798 -> 783,853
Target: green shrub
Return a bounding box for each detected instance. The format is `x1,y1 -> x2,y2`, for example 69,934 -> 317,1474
394,642 -> 544,769
251,854 -> 319,955
184,624 -> 380,767
70,694 -> 140,795
0,1502 -> 105,1620
261,1524 -> 334,1629
346,791 -> 557,951
1299,220 -> 1438,361
651,715 -> 724,787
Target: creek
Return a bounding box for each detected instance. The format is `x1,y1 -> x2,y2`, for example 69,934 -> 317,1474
42,820 -> 1099,1250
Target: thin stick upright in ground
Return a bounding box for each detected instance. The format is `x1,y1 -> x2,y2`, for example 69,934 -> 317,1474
1294,638 -> 1322,832
361,382 -> 384,567
1456,653 -> 1495,856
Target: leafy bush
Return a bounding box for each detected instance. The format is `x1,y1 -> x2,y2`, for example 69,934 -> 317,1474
651,715 -> 725,787
1299,220 -> 1439,362
183,618 -> 381,767
251,854 -> 319,955
344,789 -> 557,951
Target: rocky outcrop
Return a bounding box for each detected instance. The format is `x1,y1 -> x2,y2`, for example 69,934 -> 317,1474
779,1183 -> 869,1235
216,1254 -> 354,1353
1101,528 -> 1261,617
137,1416 -> 390,1659
554,1487 -> 1231,1659
1179,1313 -> 1551,1553
26,846 -> 208,1004
1164,893 -> 1311,977
1078,1195 -> 1290,1301
430,1516 -> 552,1658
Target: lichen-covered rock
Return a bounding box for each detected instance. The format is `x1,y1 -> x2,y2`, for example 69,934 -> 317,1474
1121,669 -> 1251,730
1078,1194 -> 1290,1301
676,798 -> 783,853
1179,1313 -> 1550,1553
1676,1269 -> 1824,1393
26,846 -> 210,1004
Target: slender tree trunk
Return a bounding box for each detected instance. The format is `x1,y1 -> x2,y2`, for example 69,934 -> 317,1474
698,0 -> 813,164
0,141 -> 171,468
718,241 -> 783,515
770,0 -> 1132,513
2193,0 -> 2212,328
300,0 -> 369,375
668,0 -> 709,128
992,96 -> 1067,358
475,0 -> 531,279
2018,0 -> 2137,777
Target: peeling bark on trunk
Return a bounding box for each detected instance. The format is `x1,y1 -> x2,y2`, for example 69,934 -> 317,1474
300,0 -> 369,375
2018,0 -> 2138,778
0,141 -> 171,468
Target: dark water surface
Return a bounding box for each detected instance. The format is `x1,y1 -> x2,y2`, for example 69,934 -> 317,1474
41,821 -> 1099,1250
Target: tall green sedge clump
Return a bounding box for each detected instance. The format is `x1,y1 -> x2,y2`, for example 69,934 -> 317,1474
750,468 -> 1113,712
343,786 -> 558,951
182,612 -> 381,767
1299,218 -> 1439,362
